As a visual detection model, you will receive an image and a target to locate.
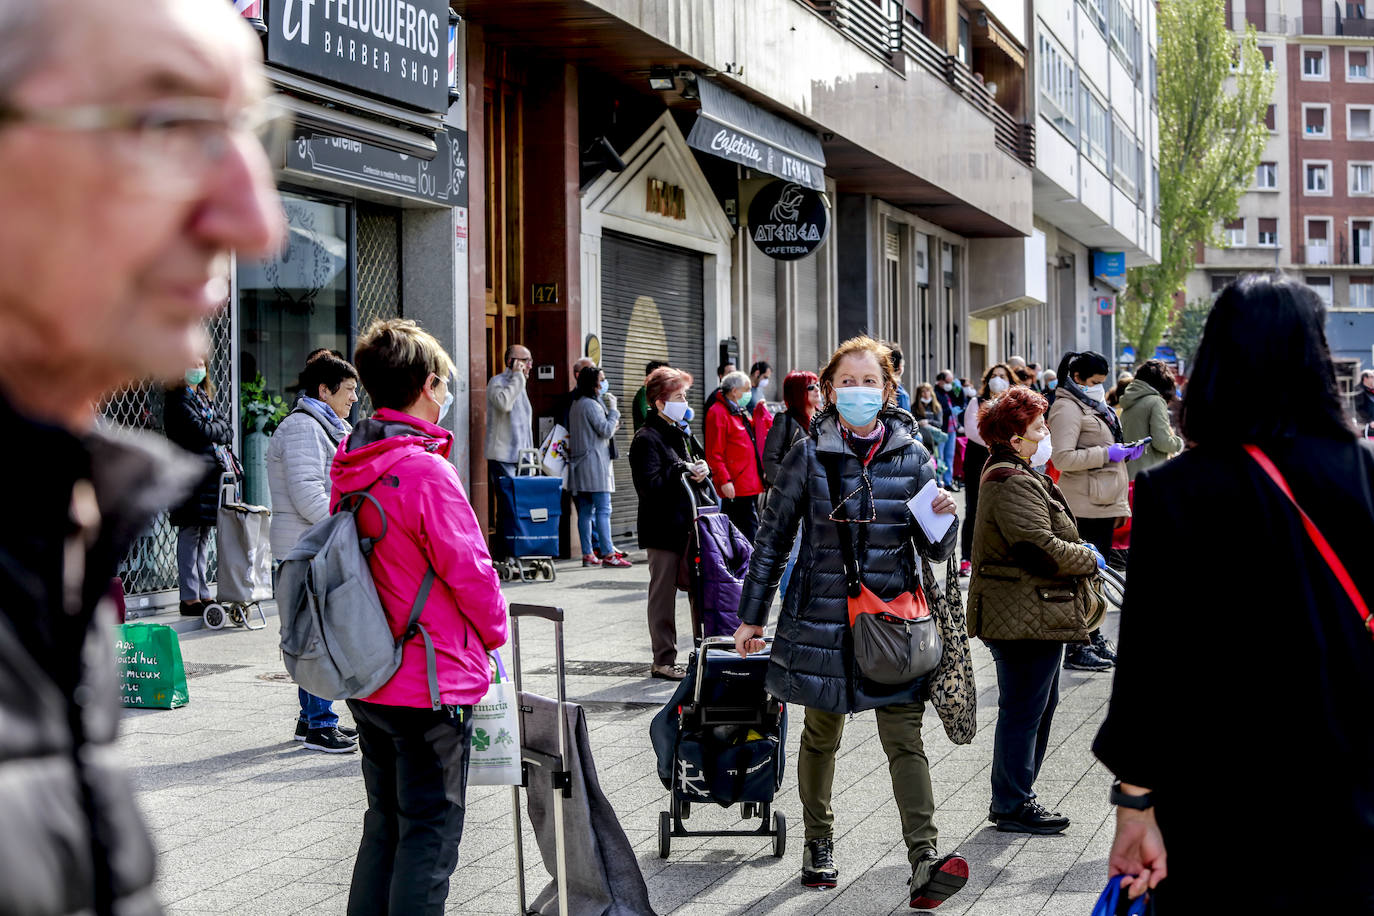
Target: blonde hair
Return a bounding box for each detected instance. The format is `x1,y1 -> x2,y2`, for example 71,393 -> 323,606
819,336 -> 896,403
353,318 -> 455,410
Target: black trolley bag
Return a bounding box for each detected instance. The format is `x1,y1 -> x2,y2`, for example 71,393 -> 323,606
649,636 -> 788,859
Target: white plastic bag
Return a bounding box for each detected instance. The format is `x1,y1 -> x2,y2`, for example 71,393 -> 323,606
538,423 -> 570,485
467,651 -> 523,786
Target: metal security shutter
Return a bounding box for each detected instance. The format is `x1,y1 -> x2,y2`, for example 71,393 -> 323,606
749,249 -> 777,372
355,203 -> 402,417
794,246 -> 822,375
601,232 -> 705,538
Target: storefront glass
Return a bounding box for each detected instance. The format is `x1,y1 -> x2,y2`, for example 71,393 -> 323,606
237,192 -> 352,504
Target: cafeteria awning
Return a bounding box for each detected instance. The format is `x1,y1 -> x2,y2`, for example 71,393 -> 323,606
686,78 -> 826,191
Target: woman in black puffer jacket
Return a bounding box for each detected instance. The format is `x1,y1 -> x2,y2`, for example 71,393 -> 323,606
734,337 -> 965,911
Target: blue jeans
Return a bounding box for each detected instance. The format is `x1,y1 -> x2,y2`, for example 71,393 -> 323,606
986,640 -> 1064,815
938,430 -> 957,487
299,689 -> 340,730
574,491 -> 613,556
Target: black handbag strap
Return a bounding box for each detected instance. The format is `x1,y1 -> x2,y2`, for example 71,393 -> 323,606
820,452 -> 863,598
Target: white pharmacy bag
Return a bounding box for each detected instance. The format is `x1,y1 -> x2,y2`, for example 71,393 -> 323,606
467,651 -> 524,786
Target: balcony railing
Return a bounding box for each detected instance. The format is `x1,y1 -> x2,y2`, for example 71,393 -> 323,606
1229,10 -> 1288,33
800,0 -> 1034,168
1291,15 -> 1374,36
1306,242 -> 1332,265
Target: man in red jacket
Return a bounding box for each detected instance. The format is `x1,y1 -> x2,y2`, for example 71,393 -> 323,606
706,370 -> 765,540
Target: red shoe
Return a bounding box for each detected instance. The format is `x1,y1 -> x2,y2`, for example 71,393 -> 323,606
581,554 -> 602,567
602,554 -> 631,568
958,560 -> 971,578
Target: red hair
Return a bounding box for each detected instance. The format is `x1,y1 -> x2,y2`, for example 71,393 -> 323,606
646,366 -> 693,404
978,386 -> 1049,449
782,370 -> 819,423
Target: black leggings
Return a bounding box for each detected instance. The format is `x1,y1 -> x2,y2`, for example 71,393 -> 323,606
960,441 -> 990,562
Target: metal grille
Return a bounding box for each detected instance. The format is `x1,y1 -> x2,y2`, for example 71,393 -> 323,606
98,308 -> 234,596
355,203 -> 402,415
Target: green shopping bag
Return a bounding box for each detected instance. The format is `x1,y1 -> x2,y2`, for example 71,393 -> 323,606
115,623 -> 189,709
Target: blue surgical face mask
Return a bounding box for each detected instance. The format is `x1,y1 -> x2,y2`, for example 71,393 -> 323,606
834,386 -> 884,427
598,380 -> 608,397
438,388 -> 454,423
1047,379 -> 1057,390
185,368 -> 206,386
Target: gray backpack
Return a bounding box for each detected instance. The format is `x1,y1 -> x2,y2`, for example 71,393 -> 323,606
276,489 -> 442,709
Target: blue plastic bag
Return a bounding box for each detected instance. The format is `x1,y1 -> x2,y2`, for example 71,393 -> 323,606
1092,875 -> 1155,916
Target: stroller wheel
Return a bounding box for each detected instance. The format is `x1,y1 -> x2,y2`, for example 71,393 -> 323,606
658,811 -> 672,859
740,802 -> 757,820
541,560 -> 556,581
228,605 -> 247,627
202,603 -> 226,630
772,812 -> 787,858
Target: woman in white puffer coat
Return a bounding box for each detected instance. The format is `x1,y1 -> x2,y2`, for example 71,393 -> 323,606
266,351 -> 360,752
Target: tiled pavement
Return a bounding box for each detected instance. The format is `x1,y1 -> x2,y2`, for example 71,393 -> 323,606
120,522 -> 1122,915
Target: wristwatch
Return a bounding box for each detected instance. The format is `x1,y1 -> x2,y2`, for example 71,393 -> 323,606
1110,781 -> 1154,810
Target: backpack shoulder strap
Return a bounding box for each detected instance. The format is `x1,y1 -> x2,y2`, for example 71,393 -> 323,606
398,565 -> 443,710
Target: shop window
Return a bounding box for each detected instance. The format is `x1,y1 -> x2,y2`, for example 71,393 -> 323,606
1258,217 -> 1278,247
1256,161 -> 1278,188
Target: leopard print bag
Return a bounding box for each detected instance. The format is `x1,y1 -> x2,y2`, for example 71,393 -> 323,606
923,555 -> 977,745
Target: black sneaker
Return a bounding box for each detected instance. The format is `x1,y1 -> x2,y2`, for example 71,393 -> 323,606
1090,631 -> 1118,662
303,727 -> 357,754
801,837 -> 838,889
1063,644 -> 1112,671
293,720 -> 307,742
336,724 -> 358,739
993,801 -> 1070,835
909,850 -> 970,909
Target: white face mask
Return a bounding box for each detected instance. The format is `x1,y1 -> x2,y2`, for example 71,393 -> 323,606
757,377 -> 769,391
1082,383 -> 1107,403
660,400 -> 689,423
988,376 -> 1010,395
919,395 -> 933,405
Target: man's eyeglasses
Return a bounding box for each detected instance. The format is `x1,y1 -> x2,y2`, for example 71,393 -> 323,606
0,95 -> 293,177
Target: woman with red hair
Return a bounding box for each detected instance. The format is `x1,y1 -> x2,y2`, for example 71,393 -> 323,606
629,367 -> 710,680
966,386 -> 1105,836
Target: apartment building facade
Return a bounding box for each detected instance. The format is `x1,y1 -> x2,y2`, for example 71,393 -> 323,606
1188,0 -> 1374,380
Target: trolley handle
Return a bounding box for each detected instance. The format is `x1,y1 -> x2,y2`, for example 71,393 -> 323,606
680,472 -> 721,515
693,635 -> 772,706
509,603 -> 565,623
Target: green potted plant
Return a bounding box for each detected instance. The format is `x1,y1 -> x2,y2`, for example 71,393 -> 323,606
239,374 -> 289,507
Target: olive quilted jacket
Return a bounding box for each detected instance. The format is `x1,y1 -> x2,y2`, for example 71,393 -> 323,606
738,407 -> 957,714
966,449 -> 1100,643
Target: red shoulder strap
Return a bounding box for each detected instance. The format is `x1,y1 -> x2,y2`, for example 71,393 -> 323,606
1244,445 -> 1372,637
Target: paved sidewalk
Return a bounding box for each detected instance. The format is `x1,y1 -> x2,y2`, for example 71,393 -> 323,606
119,541 -> 1122,915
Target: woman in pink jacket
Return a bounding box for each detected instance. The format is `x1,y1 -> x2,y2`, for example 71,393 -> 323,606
330,318 -> 508,916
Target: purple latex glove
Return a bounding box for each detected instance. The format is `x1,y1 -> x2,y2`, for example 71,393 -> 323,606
1107,442 -> 1146,462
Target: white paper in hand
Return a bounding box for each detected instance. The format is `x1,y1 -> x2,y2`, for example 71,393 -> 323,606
907,479 -> 955,543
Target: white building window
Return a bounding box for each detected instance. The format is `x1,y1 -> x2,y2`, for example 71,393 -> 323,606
1079,0 -> 1107,36
1079,86 -> 1110,173
1256,162 -> 1278,189
1038,30 -> 1077,141
1349,48 -> 1371,81
1349,106 -> 1374,141
1351,276 -> 1374,309
1307,275 -> 1333,307
1257,217 -> 1278,247
1223,219 -> 1246,247
1304,104 -> 1330,138
1305,161 -> 1332,195
1306,218 -> 1332,264
1108,0 -> 1141,77
1353,219 -> 1373,265
1112,120 -> 1139,195
1302,47 -> 1329,80
1352,162 -> 1374,195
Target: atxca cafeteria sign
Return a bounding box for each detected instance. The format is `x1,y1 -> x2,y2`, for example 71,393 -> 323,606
747,181 -> 829,260
269,0 -> 449,112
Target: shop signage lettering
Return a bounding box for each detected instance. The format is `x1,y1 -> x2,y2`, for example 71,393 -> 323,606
270,0 -> 449,112
746,180 -> 830,261
286,125 -> 468,207
646,179 -> 687,220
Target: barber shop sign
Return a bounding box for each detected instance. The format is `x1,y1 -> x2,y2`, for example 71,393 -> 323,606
746,180 -> 829,261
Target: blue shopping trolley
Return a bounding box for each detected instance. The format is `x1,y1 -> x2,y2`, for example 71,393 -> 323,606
494,449 -> 561,582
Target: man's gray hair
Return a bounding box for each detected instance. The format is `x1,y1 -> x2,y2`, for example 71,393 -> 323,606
720,371 -> 752,396
0,3 -> 52,100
